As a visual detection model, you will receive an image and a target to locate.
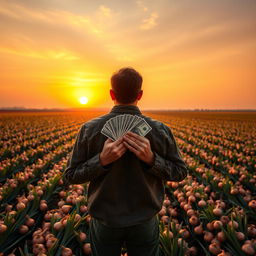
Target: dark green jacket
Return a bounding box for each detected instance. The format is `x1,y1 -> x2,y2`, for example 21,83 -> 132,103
62,105 -> 188,227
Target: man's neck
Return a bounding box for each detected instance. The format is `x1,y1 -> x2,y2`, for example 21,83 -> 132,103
114,101 -> 138,106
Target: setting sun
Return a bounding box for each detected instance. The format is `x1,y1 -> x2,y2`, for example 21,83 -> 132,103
79,96 -> 89,105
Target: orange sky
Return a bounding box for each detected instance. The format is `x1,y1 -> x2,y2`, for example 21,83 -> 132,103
0,0 -> 255,110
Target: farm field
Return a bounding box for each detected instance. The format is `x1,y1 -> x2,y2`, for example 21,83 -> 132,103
0,110 -> 255,256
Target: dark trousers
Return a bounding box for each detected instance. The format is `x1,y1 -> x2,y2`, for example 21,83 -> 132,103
88,215 -> 160,256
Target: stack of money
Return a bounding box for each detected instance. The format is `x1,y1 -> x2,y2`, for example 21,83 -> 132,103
101,114 -> 152,141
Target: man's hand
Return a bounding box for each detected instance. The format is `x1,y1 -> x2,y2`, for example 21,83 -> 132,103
123,131 -> 155,166
99,137 -> 127,166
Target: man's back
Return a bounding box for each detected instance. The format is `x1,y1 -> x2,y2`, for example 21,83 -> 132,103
63,104 -> 188,228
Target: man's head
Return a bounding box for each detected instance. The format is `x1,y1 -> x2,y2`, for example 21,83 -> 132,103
110,67 -> 143,105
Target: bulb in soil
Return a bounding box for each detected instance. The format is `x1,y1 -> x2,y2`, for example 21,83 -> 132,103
163,229 -> 173,239
194,224 -> 203,235
21,197 -> 28,204
53,212 -> 62,219
179,229 -> 190,239
61,247 -> 72,256
83,243 -> 92,255
213,208 -> 223,216
16,202 -> 26,210
213,220 -> 223,230
40,203 -> 48,211
236,232 -> 245,241
178,238 -> 188,248
216,231 -> 226,242
42,222 -> 51,230
163,199 -> 171,207
0,224 -> 7,233
61,205 -> 72,214
45,233 -> 55,241
158,207 -> 166,216
33,245 -> 42,256
79,232 -> 87,242
187,209 -> 195,217
228,220 -> 239,229
220,216 -> 229,225
188,195 -> 196,203
217,250 -> 231,256
248,200 -> 256,209
188,246 -> 197,256
6,204 -> 13,211
206,222 -> 214,231
161,215 -> 169,224
75,214 -> 81,222
25,217 -> 35,227
204,231 -> 214,242
198,200 -> 207,207
33,234 -> 45,244
33,229 -> 43,237
59,191 -> 66,197
248,226 -> 256,237
242,243 -> 255,255
44,212 -> 52,221
58,200 -> 65,208
37,190 -> 44,196
189,216 -> 199,226
19,225 -> 29,234
53,221 -> 63,231
61,218 -> 68,226
80,205 -> 87,213
209,243 -> 221,255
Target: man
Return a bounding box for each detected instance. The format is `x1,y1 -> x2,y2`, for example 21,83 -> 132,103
62,67 -> 188,256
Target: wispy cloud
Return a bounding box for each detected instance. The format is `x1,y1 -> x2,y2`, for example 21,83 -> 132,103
98,5 -> 113,18
140,12 -> 158,30
0,46 -> 79,60
136,1 -> 148,12
0,2 -> 121,61
0,2 -> 118,36
136,0 -> 158,30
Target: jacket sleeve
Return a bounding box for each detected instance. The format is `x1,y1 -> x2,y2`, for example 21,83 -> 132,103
62,124 -> 111,185
143,123 -> 188,182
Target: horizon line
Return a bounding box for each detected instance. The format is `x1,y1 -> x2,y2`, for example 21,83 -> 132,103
0,107 -> 255,112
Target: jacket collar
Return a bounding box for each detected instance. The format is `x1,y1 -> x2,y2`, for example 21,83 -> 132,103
110,104 -> 142,115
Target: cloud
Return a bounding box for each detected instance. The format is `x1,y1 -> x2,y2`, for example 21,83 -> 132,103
0,2 -> 118,36
0,2 -> 122,61
136,1 -> 148,12
140,12 -> 158,30
0,46 -> 79,60
98,5 -> 113,18
136,1 -> 158,30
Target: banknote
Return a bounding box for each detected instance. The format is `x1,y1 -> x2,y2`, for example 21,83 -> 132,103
101,114 -> 152,141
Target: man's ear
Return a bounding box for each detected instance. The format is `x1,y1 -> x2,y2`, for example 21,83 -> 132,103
110,89 -> 116,100
137,90 -> 143,100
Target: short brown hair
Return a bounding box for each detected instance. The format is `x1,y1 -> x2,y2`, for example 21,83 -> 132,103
111,67 -> 143,104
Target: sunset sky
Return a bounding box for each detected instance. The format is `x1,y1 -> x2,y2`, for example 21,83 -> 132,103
0,0 -> 255,110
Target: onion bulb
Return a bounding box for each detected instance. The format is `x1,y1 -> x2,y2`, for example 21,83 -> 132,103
61,247 -> 72,256
53,221 -> 63,231
242,243 -> 255,255
209,243 -> 221,255
79,232 -> 87,242
0,224 -> 7,233
19,225 -> 29,234
83,243 -> 92,255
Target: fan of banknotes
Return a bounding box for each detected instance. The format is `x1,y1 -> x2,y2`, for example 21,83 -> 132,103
101,114 -> 152,141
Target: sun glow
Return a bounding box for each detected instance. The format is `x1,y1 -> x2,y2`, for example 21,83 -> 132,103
79,96 -> 89,105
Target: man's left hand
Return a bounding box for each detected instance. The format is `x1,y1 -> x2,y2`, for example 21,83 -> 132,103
123,131 -> 154,166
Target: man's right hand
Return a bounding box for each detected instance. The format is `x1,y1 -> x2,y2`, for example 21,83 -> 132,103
99,137 -> 127,167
